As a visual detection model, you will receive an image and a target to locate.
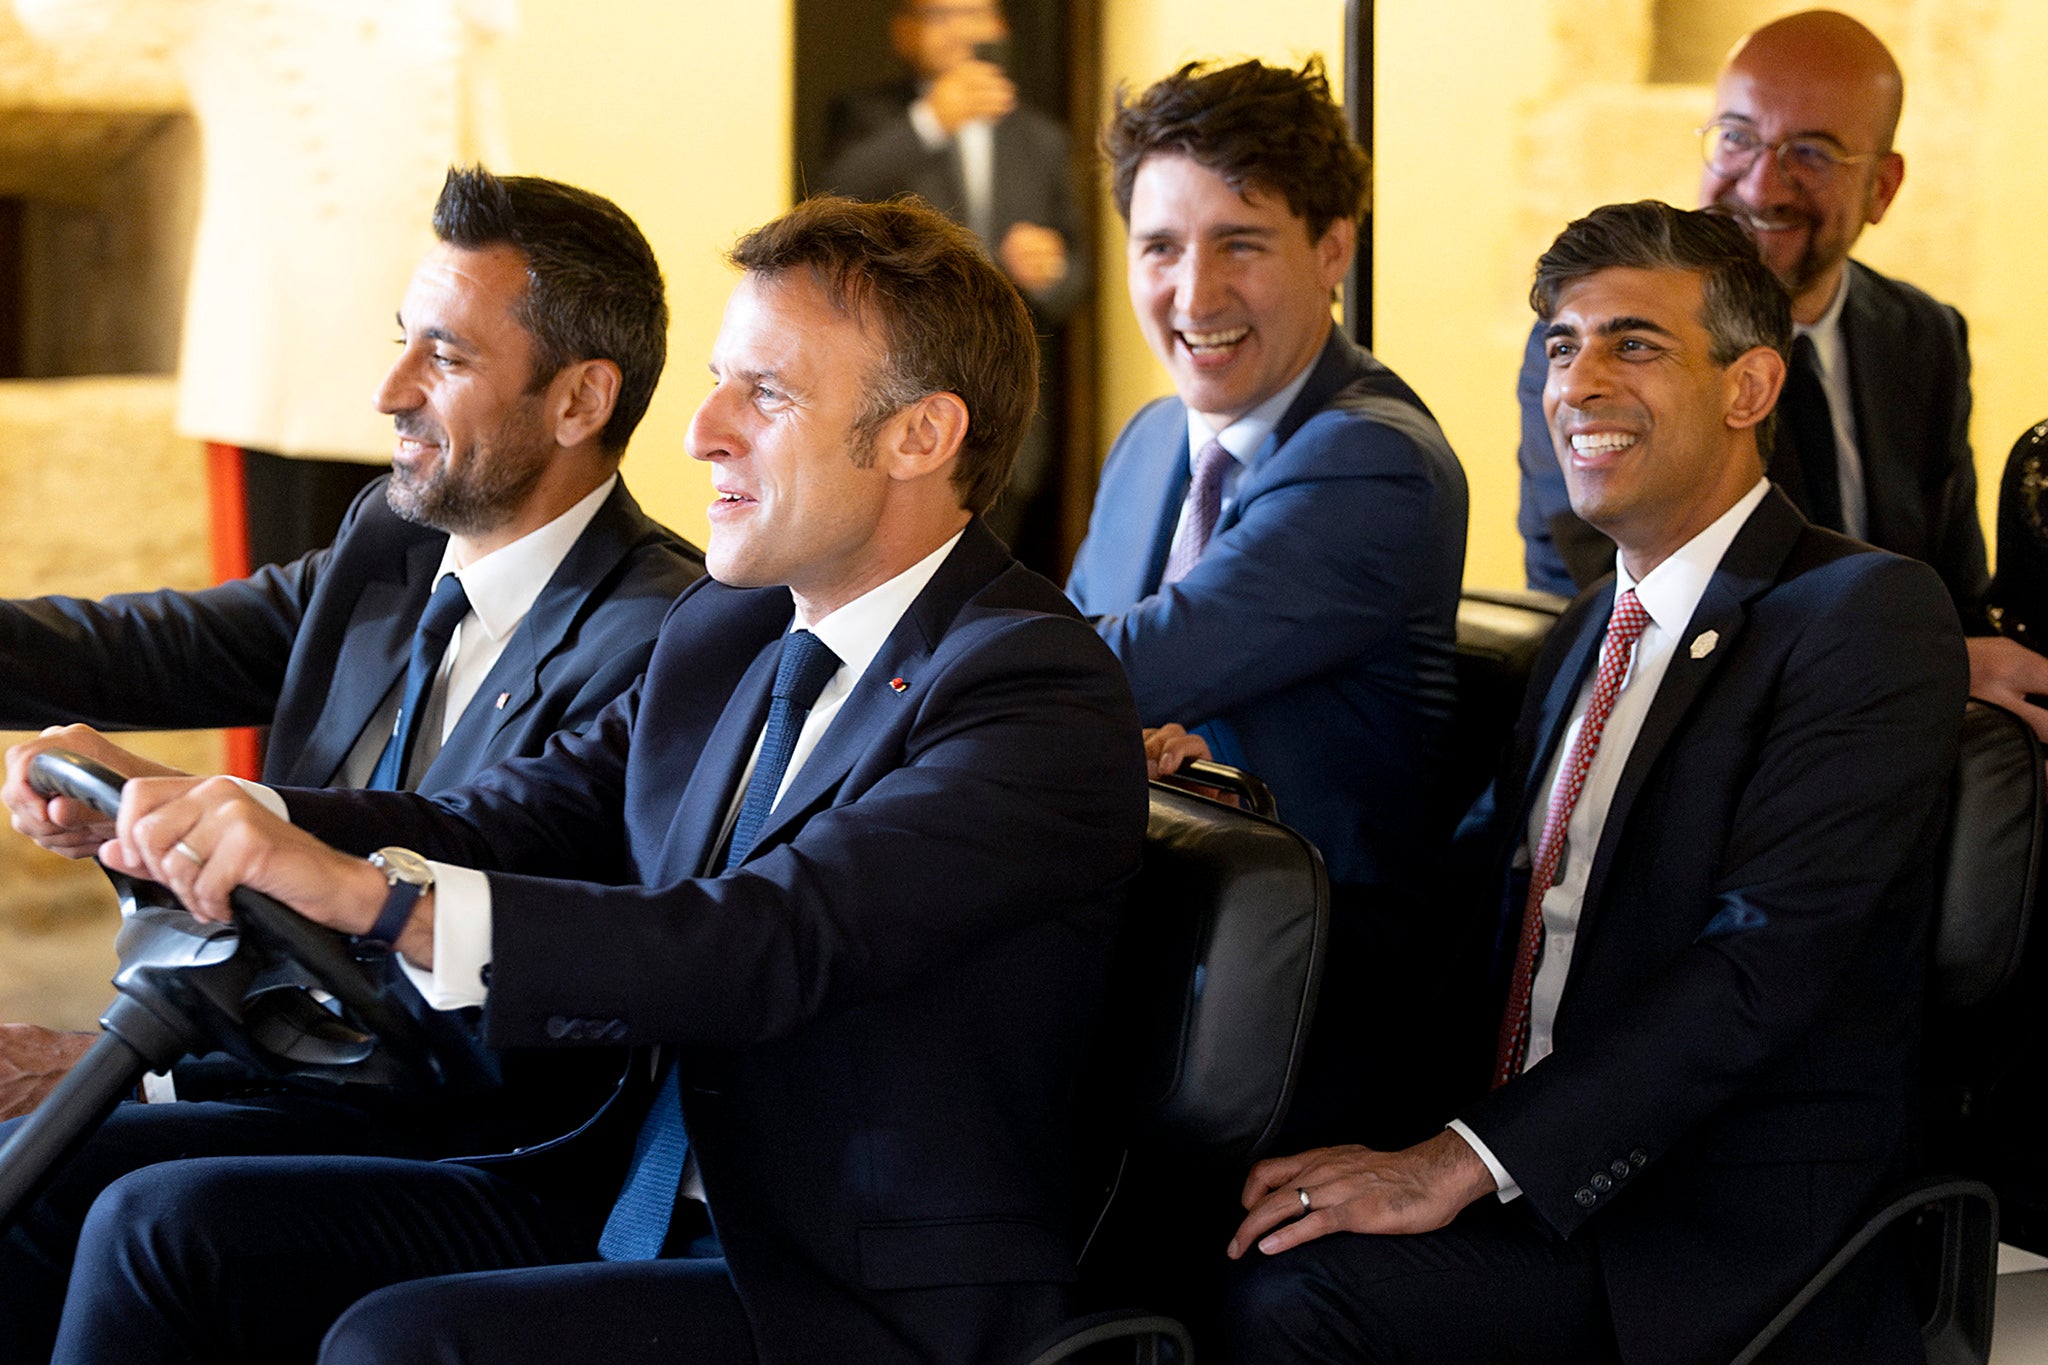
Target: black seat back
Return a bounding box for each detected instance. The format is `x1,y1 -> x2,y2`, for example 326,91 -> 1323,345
1448,589 -> 1569,821
1105,782 -> 1329,1162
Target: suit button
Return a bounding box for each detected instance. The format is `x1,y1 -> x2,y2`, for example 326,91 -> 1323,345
603,1021 -> 629,1043
1611,1159 -> 1631,1180
1590,1173 -> 1611,1193
544,1016 -> 571,1040
1630,1150 -> 1648,1168
1574,1187 -> 1596,1207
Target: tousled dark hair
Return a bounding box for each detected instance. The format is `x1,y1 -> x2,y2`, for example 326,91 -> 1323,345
729,196 -> 1037,518
1532,201 -> 1791,448
433,166 -> 668,454
1105,56 -> 1369,241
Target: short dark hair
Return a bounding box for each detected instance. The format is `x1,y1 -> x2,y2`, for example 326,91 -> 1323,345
1105,56 -> 1369,241
1532,201 -> 1790,448
432,166 -> 668,454
729,195 -> 1037,518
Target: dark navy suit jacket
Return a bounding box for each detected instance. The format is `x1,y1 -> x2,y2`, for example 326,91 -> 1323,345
1459,489 -> 1966,1363
0,475 -> 703,793
1517,260 -> 1989,623
1067,329 -> 1467,889
280,520 -> 1148,1364
0,475 -> 704,1140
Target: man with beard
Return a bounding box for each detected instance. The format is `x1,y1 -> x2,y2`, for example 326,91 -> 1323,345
1514,11 -> 2048,737
0,166 -> 702,1361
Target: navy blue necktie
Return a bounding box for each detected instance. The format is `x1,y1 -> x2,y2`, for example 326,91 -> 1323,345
597,629 -> 842,1262
367,574 -> 471,791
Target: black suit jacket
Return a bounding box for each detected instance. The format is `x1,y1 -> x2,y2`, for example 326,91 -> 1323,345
1517,261 -> 1990,624
0,476 -> 705,1142
281,520 -> 1149,1364
1460,490 -> 1967,1363
821,79 -> 1087,325
0,476 -> 703,791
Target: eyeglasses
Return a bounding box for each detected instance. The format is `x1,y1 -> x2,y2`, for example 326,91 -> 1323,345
1697,121 -> 1883,183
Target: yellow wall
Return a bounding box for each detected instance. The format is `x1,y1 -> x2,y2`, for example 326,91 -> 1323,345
495,0 -> 794,549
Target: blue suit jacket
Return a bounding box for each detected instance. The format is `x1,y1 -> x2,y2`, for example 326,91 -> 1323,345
280,519 -> 1148,1364
1067,329 -> 1467,889
1518,260 -> 1989,623
1459,489 -> 1966,1362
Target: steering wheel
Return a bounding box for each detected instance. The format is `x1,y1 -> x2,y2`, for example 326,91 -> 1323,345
0,750 -> 496,1234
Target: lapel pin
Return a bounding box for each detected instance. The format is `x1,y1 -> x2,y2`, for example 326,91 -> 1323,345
495,691 -> 511,709
889,677 -> 908,694
1689,630 -> 1719,661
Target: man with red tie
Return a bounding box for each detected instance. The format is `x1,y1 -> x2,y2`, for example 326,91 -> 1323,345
1224,201 -> 1966,1364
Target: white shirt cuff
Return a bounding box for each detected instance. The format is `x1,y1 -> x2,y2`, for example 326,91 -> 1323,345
140,1070 -> 177,1103
907,97 -> 949,149
228,778 -> 289,820
396,861 -> 493,1010
1447,1119 -> 1522,1204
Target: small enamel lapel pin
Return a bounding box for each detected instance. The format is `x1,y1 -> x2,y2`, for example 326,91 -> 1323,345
1689,630 -> 1719,661
889,677 -> 908,694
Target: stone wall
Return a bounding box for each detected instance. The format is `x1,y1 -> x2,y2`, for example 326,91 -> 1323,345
0,375 -> 214,1025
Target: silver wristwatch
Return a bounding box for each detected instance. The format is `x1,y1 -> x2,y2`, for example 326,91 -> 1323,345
364,846 -> 434,948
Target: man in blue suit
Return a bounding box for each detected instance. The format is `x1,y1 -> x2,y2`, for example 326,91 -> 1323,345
0,168 -> 703,1359
35,197 -> 1146,1365
1067,57 -> 1468,1149
1226,202 -> 1963,1365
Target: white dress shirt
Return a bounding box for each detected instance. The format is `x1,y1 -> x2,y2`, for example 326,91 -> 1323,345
1159,349 -> 1320,571
1451,478 -> 1771,1202
1796,271 -> 1868,541
410,528 -> 965,1011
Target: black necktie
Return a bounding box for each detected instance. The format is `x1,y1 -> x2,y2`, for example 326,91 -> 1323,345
1779,335 -> 1843,532
596,629 -> 842,1262
367,575 -> 470,791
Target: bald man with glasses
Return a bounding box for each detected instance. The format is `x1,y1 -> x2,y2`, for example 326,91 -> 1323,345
1516,11 -> 2047,738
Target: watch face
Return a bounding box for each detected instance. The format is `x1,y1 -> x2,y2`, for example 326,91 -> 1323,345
372,847 -> 433,885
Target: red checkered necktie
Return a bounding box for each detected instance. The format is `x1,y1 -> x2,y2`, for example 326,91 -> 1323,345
1493,589 -> 1652,1087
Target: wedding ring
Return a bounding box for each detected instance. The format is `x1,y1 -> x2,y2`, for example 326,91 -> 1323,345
173,840 -> 203,866
1297,1186 -> 1312,1213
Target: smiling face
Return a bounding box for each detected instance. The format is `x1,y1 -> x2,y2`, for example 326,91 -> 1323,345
688,272 -> 908,620
1543,266 -> 1777,578
1125,154 -> 1353,430
377,242 -> 558,545
1698,31 -> 1903,322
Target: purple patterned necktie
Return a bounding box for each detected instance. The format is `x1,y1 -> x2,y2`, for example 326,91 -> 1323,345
1160,438 -> 1234,586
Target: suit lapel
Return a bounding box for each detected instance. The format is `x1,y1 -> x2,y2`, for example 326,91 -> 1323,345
657,636 -> 781,882
282,537 -> 439,787
1838,261 -> 1912,552
1571,492 -> 1805,941
422,482 -> 650,789
1519,595 -> 1608,827
743,520 -> 1009,861
1138,412 -> 1193,594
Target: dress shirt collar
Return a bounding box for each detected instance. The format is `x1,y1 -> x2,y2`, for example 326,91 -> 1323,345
1612,477 -> 1770,636
795,528 -> 965,686
431,474 -> 617,643
1184,337 -> 1323,472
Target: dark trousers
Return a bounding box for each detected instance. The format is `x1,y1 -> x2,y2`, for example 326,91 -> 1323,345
1222,1199 -> 1620,1365
49,1152 -> 754,1365
0,1097 -> 380,1363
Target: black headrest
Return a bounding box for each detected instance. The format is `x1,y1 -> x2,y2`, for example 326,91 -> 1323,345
1935,701 -> 2044,1011
1100,783 -> 1328,1165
